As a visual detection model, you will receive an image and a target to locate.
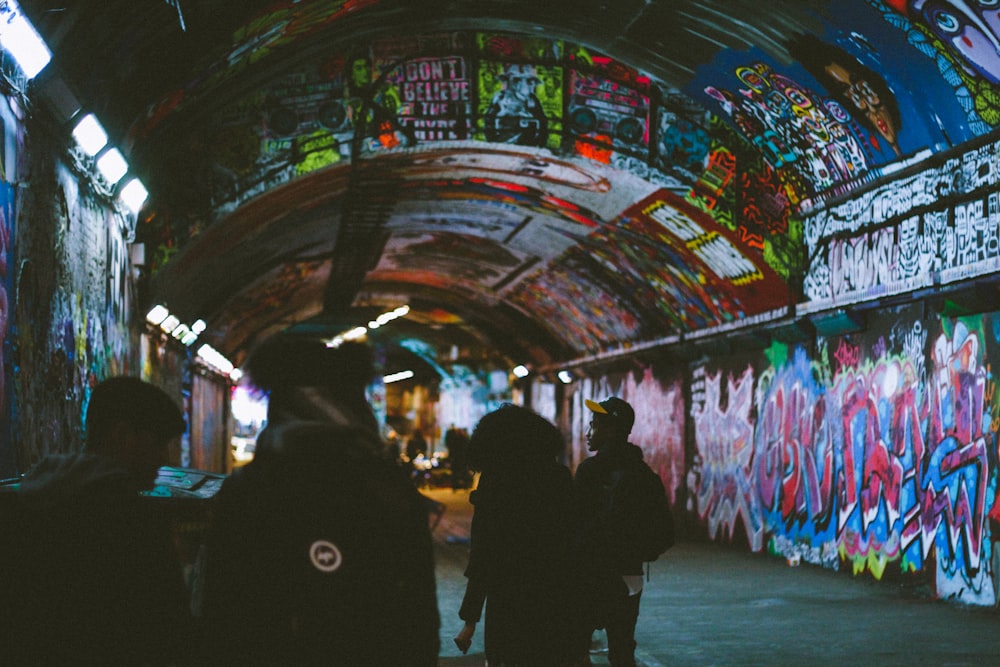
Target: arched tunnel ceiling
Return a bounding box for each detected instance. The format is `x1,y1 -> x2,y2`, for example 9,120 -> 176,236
19,0 -> 999,371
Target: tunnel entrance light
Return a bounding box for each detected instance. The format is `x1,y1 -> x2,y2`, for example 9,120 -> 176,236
0,2 -> 51,79
72,114 -> 108,156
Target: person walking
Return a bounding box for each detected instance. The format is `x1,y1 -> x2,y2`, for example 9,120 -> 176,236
574,396 -> 666,667
198,337 -> 440,666
0,377 -> 193,665
453,404 -> 580,666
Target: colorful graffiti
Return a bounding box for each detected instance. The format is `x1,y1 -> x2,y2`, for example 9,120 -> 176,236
681,307 -> 999,605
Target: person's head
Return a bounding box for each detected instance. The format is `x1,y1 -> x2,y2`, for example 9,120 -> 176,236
468,403 -> 562,475
84,377 -> 186,489
245,335 -> 378,433
584,396 -> 634,452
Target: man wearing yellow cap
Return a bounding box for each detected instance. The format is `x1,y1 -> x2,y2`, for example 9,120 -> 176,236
574,396 -> 648,667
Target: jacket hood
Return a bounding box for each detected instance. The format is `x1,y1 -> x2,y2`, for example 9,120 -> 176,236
19,453 -> 133,509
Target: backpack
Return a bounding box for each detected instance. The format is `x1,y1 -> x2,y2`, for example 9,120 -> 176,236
608,461 -> 675,563
200,422 -> 441,666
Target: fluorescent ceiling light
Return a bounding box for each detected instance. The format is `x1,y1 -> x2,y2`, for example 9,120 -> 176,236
197,344 -> 235,376
71,113 -> 108,156
96,148 -> 128,184
384,370 -> 415,384
191,319 -> 207,334
0,5 -> 51,79
557,370 -> 574,384
146,305 -> 169,326
512,365 -> 529,378
159,314 -> 180,334
119,178 -> 149,214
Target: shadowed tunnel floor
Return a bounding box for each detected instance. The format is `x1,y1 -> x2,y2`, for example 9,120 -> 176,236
426,488 -> 1000,667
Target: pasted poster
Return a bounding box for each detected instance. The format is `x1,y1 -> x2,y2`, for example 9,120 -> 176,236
567,69 -> 650,160
391,56 -> 472,141
478,61 -> 562,150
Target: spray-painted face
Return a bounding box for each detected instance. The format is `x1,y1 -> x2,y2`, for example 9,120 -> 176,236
909,0 -> 1000,84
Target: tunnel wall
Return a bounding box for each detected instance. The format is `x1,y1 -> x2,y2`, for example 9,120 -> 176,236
557,303 -> 1000,606
1,112 -> 144,476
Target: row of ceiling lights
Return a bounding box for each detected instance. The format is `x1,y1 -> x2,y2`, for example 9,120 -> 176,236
514,365 -> 575,385
0,5 -> 223,380
146,305 -> 241,381
0,1 -> 149,214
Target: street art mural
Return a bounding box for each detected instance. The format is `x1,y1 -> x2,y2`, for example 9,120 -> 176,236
678,305 -> 1000,606
0,182 -> 13,475
802,136 -> 1000,312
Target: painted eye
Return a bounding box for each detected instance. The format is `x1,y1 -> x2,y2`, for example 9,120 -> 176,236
979,0 -> 999,8
933,11 -> 962,34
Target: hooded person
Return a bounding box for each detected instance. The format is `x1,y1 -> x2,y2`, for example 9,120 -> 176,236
198,336 -> 440,666
0,377 -> 192,665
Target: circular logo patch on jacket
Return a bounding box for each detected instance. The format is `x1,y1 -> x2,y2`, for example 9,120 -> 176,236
309,540 -> 343,573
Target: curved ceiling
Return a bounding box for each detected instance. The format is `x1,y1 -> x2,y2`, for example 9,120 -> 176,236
19,0 -> 998,374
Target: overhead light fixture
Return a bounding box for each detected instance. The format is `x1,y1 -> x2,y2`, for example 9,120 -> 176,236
197,343 -> 236,378
144,304 -> 203,347
512,365 -> 530,378
0,2 -> 51,79
71,113 -> 108,157
96,147 -> 128,184
557,370 -> 574,384
146,305 -> 169,326
159,314 -> 180,334
327,305 -> 410,347
384,370 -> 415,384
119,178 -> 149,214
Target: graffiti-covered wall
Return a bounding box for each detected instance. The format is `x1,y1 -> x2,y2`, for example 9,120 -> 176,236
550,302 -> 1000,606
2,112 -> 147,475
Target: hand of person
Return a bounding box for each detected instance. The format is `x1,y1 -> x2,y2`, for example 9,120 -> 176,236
453,621 -> 476,654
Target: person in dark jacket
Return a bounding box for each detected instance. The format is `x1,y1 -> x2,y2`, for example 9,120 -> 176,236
0,376 -> 192,666
573,396 -> 647,667
198,337 -> 440,666
454,403 -> 580,666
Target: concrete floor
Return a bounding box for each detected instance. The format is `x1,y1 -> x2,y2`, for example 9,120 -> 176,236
427,487 -> 1000,667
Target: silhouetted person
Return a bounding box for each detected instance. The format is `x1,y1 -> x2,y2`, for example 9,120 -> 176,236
199,337 -> 439,666
407,428 -> 428,460
454,404 -> 579,666
574,396 -> 653,667
445,424 -> 471,490
0,377 -> 192,665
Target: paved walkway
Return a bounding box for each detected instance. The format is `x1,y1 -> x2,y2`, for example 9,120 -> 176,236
426,487 -> 1000,667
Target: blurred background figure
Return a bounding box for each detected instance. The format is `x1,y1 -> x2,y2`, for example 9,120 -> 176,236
445,424 -> 471,491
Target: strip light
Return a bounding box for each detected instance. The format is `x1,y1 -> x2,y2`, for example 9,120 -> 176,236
96,148 -> 129,184
327,305 -> 410,347
119,178 -> 149,214
384,370 -> 414,384
0,1 -> 50,79
72,114 -> 108,157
